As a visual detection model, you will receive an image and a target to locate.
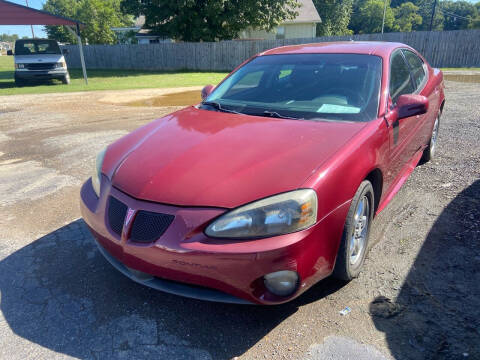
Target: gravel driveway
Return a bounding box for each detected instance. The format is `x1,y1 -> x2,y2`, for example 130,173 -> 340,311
0,78 -> 479,360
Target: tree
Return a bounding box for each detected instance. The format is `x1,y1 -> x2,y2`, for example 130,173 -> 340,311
414,0 -> 444,30
121,0 -> 300,42
440,0 -> 478,30
350,0 -> 396,33
0,33 -> 20,42
394,2 -> 423,31
469,16 -> 480,28
314,0 -> 354,36
43,0 -> 134,44
42,0 -> 78,43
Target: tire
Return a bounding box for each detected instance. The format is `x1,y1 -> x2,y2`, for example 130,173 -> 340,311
14,77 -> 25,87
62,73 -> 70,85
333,180 -> 374,281
421,114 -> 440,163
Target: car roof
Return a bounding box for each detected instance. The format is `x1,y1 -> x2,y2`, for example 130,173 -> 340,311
260,41 -> 408,57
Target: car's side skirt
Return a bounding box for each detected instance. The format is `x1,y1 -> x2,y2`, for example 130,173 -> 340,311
376,147 -> 424,215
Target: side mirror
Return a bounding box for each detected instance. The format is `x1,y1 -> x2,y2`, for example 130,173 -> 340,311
62,48 -> 69,55
396,94 -> 428,119
7,50 -> 13,56
201,84 -> 215,101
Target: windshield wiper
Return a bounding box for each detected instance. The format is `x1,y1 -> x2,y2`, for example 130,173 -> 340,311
202,101 -> 243,115
262,110 -> 302,120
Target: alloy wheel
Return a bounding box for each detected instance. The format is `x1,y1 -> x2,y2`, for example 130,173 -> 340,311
349,195 -> 370,266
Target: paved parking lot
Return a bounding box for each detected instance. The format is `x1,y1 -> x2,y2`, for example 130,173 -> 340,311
0,78 -> 479,359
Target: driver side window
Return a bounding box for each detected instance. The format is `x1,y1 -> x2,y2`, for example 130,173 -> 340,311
389,51 -> 414,103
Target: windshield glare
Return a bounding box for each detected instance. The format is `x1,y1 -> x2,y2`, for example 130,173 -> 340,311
15,40 -> 61,56
204,53 -> 382,122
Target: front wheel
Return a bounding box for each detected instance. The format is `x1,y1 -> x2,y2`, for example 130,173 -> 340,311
14,77 -> 25,87
62,73 -> 70,85
333,180 -> 374,281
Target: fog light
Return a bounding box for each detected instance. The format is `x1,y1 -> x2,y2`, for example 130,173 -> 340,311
264,270 -> 299,297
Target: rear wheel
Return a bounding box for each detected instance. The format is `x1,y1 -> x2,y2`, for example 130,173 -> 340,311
333,180 -> 374,281
421,115 -> 440,163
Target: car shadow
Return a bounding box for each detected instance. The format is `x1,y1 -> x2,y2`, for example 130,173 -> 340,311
0,218 -> 346,359
370,180 -> 480,359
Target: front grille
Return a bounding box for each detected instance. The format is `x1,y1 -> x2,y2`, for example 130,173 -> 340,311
130,210 -> 174,243
107,197 -> 128,236
26,63 -> 56,70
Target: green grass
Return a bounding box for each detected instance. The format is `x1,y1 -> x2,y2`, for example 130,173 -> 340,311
1,55 -> 477,96
0,56 -> 228,96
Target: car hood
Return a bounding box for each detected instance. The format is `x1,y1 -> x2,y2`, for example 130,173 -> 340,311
15,54 -> 64,63
108,107 -> 367,208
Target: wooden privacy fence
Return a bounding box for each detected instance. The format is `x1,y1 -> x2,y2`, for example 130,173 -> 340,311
63,29 -> 480,71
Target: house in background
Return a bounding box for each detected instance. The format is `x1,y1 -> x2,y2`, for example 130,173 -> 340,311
112,16 -> 172,44
135,28 -> 172,44
0,41 -> 12,53
112,0 -> 321,44
238,0 -> 321,40
111,16 -> 144,43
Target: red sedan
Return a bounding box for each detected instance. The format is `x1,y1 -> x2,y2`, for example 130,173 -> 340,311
80,42 -> 445,305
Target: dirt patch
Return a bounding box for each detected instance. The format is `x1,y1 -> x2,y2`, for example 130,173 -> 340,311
42,130 -> 128,173
0,160 -> 79,207
124,90 -> 201,107
0,133 -> 10,143
0,108 -> 20,115
98,86 -> 202,105
444,74 -> 480,83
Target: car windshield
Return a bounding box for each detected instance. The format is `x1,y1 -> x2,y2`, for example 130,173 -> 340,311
15,40 -> 61,56
202,53 -> 382,122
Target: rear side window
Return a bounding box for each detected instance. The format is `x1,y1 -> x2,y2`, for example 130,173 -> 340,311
389,51 -> 415,103
402,50 -> 426,91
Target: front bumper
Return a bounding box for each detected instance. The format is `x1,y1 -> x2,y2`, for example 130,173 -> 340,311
80,176 -> 349,305
15,69 -> 67,80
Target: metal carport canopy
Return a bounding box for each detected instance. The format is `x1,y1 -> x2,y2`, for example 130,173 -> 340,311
0,0 -> 88,84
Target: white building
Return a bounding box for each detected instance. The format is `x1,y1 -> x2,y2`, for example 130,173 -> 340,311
112,0 -> 321,44
238,0 -> 321,40
0,41 -> 12,52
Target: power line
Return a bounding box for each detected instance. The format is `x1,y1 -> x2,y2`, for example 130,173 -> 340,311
437,8 -> 472,21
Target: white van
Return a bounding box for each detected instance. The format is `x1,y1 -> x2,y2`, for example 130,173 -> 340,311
8,38 -> 70,86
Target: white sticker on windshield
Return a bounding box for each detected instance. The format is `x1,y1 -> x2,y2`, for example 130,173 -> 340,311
317,104 -> 361,114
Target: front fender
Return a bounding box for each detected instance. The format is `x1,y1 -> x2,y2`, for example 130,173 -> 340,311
303,118 -> 389,223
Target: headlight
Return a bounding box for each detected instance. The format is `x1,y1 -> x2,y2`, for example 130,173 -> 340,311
205,189 -> 317,239
55,61 -> 66,68
15,63 -> 25,69
91,148 -> 107,197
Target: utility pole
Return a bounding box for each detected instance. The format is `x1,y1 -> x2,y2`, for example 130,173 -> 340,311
429,0 -> 438,31
25,0 -> 35,38
381,0 -> 388,34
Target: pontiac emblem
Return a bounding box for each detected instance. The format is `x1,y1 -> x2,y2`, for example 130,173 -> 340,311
125,208 -> 135,227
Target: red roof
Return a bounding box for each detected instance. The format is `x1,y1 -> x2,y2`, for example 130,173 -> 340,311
262,41 -> 406,56
0,0 -> 83,27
